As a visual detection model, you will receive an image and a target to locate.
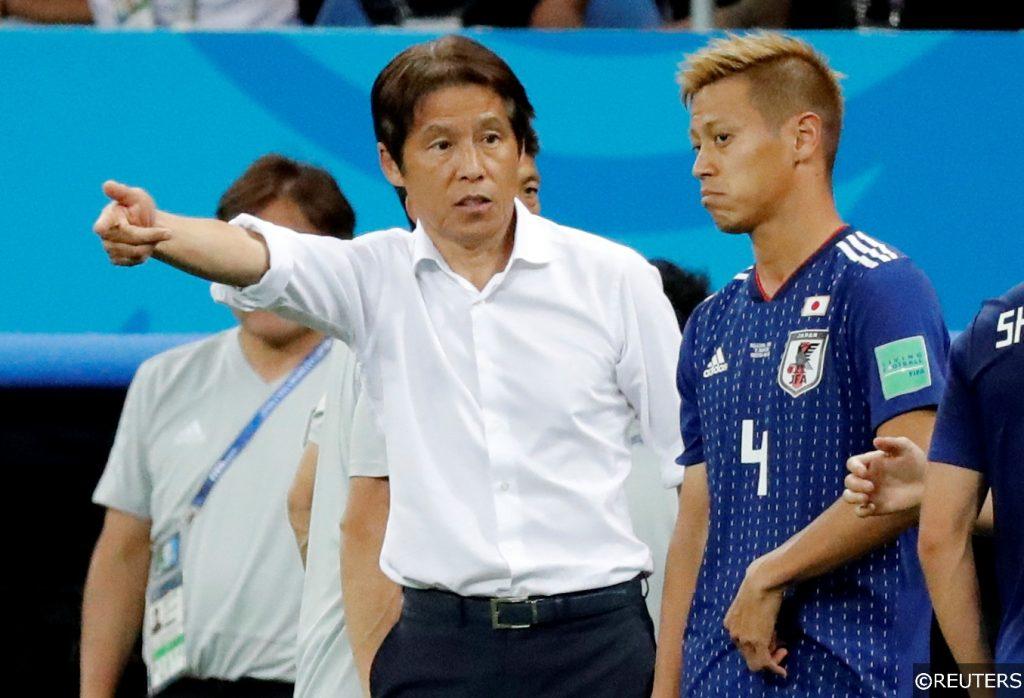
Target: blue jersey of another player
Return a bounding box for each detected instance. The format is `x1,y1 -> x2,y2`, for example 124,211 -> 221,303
678,227 -> 948,696
929,282 -> 1024,665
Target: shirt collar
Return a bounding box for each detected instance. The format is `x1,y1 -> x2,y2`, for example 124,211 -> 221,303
411,199 -> 556,271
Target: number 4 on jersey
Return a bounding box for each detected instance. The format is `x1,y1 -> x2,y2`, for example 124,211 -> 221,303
741,419 -> 769,496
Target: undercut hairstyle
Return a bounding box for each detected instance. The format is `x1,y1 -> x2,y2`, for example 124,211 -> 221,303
678,32 -> 844,172
371,35 -> 536,169
217,154 -> 356,240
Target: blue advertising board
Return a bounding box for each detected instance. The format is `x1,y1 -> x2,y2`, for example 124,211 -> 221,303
0,29 -> 1019,382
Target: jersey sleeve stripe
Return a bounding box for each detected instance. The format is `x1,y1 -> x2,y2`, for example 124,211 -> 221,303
845,234 -> 894,263
854,231 -> 898,260
836,239 -> 879,268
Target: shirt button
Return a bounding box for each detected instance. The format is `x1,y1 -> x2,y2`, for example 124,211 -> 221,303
498,481 -> 510,492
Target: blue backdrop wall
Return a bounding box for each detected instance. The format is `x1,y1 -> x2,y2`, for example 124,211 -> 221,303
2,29 -> 1020,348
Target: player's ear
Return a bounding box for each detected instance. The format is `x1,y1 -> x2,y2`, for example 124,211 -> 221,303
378,143 -> 406,188
792,111 -> 823,165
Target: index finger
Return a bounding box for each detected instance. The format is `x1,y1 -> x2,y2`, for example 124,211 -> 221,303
102,180 -> 134,205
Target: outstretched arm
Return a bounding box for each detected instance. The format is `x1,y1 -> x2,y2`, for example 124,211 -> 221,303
94,181 -> 269,286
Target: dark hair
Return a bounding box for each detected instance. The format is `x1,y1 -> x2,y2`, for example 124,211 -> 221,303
649,259 -> 712,330
371,35 -> 536,169
522,123 -> 540,159
216,154 -> 356,240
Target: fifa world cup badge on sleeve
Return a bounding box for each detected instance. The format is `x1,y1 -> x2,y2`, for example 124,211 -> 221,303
778,329 -> 829,397
874,335 -> 932,399
145,529 -> 187,694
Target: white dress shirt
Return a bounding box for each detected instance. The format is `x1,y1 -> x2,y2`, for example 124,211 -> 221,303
213,200 -> 683,598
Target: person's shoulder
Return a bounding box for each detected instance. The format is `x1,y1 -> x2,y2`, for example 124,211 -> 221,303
960,281 -> 1024,360
352,226 -> 411,244
346,227 -> 413,254
691,266 -> 748,323
133,329 -> 236,391
978,282 -> 1024,323
544,217 -> 649,270
832,228 -> 934,299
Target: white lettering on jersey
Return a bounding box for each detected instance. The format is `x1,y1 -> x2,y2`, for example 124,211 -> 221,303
996,306 -> 1024,349
741,419 -> 770,496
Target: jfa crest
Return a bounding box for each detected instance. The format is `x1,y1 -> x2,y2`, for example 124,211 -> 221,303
778,329 -> 829,397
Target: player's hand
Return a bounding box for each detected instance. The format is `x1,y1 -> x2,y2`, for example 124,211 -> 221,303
843,436 -> 925,517
93,180 -> 170,266
724,556 -> 788,678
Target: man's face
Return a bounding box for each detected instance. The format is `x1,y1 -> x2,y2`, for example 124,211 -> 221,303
380,83 -> 521,245
517,154 -> 541,214
689,75 -> 794,234
233,196 -> 321,344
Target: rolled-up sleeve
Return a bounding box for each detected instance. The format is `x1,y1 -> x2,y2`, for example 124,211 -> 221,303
211,214 -> 378,350
615,254 -> 685,488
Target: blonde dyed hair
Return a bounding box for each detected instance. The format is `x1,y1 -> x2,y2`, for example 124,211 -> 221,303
679,32 -> 845,171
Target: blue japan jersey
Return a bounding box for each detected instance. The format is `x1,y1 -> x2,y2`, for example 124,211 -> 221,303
929,282 -> 1024,665
677,228 -> 949,697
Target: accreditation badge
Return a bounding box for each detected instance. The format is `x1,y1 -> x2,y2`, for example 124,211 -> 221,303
145,529 -> 187,695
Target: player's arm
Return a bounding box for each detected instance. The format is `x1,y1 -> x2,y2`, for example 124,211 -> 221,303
95,181 -> 373,347
342,476 -> 401,696
80,509 -> 152,698
287,442 -> 318,567
752,409 -> 930,584
919,461 -> 992,675
94,181 -> 269,286
652,464 -> 710,697
843,438 -> 995,534
724,410 -> 932,674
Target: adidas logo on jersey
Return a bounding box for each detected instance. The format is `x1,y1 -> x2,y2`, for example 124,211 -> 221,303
702,347 -> 729,378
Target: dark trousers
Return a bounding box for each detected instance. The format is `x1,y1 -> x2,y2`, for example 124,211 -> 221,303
157,677 -> 294,697
370,585 -> 656,697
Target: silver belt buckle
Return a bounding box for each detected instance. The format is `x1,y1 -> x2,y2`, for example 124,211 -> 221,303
490,597 -> 538,629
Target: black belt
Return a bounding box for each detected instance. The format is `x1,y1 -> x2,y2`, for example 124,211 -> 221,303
402,577 -> 644,630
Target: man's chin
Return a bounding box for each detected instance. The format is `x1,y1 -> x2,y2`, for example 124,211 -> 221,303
712,216 -> 751,235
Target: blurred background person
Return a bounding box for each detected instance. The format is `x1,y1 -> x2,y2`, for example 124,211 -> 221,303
317,0 -> 540,27
86,0 -> 299,28
80,154 -> 355,698
530,0 -> 1023,29
287,348 -> 389,698
0,0 -> 92,23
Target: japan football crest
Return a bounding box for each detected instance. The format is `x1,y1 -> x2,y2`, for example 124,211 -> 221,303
778,329 -> 829,397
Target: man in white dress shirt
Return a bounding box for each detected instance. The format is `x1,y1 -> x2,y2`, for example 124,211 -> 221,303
91,35 -> 683,697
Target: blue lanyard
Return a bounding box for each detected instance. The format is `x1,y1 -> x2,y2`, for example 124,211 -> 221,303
189,339 -> 332,514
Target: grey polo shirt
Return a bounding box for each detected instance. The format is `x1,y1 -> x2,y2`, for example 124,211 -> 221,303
93,328 -> 332,681
296,344 -> 387,698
